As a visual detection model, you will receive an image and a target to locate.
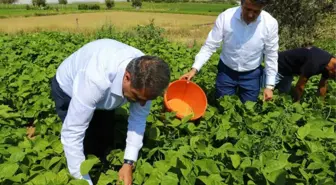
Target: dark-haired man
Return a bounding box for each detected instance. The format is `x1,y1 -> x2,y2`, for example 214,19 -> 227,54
180,0 -> 279,103
266,46 -> 336,101
51,39 -> 171,185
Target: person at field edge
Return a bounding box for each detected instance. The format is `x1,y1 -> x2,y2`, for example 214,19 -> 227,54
180,0 -> 279,103
262,45 -> 336,102
50,39 -> 170,185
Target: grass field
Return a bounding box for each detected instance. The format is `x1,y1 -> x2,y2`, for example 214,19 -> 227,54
0,2 -> 235,18
0,11 -> 217,44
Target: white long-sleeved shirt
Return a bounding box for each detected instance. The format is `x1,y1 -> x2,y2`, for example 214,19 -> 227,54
56,39 -> 151,184
192,6 -> 279,86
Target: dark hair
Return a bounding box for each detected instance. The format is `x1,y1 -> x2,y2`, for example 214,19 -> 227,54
241,0 -> 270,6
126,55 -> 171,98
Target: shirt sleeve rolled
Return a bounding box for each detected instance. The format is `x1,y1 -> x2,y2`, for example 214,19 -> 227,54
263,19 -> 279,86
123,100 -> 152,161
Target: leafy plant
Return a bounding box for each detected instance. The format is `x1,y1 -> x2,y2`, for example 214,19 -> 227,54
0,22 -> 335,185
58,0 -> 67,5
105,0 -> 115,9
265,0 -> 336,50
132,0 -> 142,8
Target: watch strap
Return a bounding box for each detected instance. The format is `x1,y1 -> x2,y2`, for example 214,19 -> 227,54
124,159 -> 134,166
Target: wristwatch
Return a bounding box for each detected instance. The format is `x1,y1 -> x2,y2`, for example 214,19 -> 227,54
124,159 -> 135,166
266,85 -> 274,90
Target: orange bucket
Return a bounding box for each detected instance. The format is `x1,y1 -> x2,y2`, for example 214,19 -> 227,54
163,79 -> 207,121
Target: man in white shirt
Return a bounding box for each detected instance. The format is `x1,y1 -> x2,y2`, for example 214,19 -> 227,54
180,0 -> 279,103
50,39 -> 170,185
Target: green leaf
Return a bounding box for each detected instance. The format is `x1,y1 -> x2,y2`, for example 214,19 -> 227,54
51,140 -> 63,154
307,162 -> 322,170
195,159 -> 220,174
55,169 -> 69,185
33,138 -> 50,151
265,169 -> 287,184
154,160 -> 171,174
216,119 -> 230,140
161,172 -> 179,185
44,171 -> 58,183
198,174 -> 226,185
48,156 -> 62,169
299,168 -> 311,182
171,119 -> 182,127
230,154 -> 241,169
9,151 -> 26,163
29,174 -> 47,185
80,155 -> 100,175
143,169 -> 164,185
0,162 -> 19,178
148,126 -> 160,140
297,124 -> 310,140
245,101 -> 256,111
290,113 -> 303,122
8,173 -> 26,183
69,179 -> 89,185
240,158 -> 252,169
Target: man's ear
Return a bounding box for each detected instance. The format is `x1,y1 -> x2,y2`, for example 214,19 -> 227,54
124,71 -> 131,82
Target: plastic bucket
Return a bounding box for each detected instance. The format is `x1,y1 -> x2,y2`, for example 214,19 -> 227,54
163,79 -> 207,121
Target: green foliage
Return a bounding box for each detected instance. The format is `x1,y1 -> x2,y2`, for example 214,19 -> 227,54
58,0 -> 67,5
265,0 -> 336,50
0,0 -> 17,4
105,0 -> 115,9
132,0 -> 142,8
32,0 -> 46,7
0,22 -> 335,185
77,4 -> 100,10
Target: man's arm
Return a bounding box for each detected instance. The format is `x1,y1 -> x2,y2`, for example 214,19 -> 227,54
124,100 -> 151,162
294,75 -> 309,102
61,71 -> 105,184
118,101 -> 151,184
317,76 -> 328,98
192,12 -> 225,71
263,20 -> 279,87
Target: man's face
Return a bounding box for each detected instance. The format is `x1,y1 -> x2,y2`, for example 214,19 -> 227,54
241,0 -> 264,24
122,71 -> 150,106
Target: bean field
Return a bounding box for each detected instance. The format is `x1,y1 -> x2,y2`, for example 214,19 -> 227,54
0,22 -> 336,185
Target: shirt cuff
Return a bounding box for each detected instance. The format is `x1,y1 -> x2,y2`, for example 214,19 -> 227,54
191,62 -> 202,72
266,75 -> 276,86
124,145 -> 140,161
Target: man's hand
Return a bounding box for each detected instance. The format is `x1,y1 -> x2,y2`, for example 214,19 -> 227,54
263,88 -> 273,101
118,164 -> 133,185
317,77 -> 328,97
180,68 -> 197,81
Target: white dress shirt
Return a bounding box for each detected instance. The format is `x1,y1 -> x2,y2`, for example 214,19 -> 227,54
192,6 -> 279,85
56,39 -> 151,184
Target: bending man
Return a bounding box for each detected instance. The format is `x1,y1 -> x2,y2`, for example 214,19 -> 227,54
51,39 -> 170,185
270,46 -> 336,101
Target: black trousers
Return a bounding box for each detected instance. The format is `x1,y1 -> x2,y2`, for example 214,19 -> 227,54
50,76 -> 116,162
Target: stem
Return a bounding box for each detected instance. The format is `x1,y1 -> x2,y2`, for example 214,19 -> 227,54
326,106 -> 331,120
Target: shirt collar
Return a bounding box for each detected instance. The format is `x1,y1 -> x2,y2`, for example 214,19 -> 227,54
234,6 -> 262,24
109,58 -> 133,98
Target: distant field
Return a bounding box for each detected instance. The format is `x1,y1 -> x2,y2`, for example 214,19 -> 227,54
0,2 -> 235,18
0,11 -> 217,44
